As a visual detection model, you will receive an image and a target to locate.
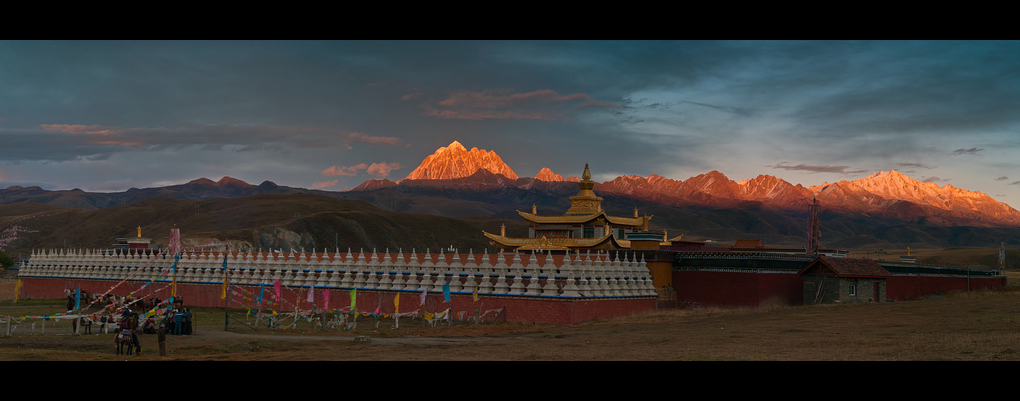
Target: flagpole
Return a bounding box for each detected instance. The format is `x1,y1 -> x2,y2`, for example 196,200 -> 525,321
223,246 -> 230,331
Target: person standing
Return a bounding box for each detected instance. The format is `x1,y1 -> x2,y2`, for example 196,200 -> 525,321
158,324 -> 167,356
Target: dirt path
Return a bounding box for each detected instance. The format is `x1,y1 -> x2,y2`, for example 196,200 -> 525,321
191,327 -> 513,346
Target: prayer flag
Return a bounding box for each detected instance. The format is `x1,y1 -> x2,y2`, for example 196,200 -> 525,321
258,283 -> 265,306
274,280 -> 281,301
221,251 -> 229,299
472,285 -> 479,303
443,281 -> 451,303
323,290 -> 329,310
307,282 -> 315,303
349,288 -> 357,311
419,286 -> 427,305
394,293 -> 400,313
73,287 -> 80,311
374,306 -> 380,316
13,279 -> 22,303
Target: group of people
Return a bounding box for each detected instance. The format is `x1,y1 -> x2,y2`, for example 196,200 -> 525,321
64,289 -> 194,356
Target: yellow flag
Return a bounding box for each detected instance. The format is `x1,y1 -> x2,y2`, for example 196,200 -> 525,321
394,293 -> 400,313
13,279 -> 22,303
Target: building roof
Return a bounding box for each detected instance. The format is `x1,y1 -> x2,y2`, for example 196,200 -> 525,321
482,231 -> 626,251
731,238 -> 764,249
798,256 -> 892,278
517,210 -> 648,227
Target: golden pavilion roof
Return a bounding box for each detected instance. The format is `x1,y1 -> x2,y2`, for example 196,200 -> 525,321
483,231 -> 625,251
517,210 -> 649,227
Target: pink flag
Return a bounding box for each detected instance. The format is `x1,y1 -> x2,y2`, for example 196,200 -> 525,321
274,280 -> 281,301
322,290 -> 329,310
307,282 -> 315,303
374,306 -> 380,316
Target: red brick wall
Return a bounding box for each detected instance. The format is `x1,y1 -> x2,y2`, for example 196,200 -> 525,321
672,270 -> 1008,306
886,275 -> 1008,301
672,270 -> 803,308
18,277 -> 657,325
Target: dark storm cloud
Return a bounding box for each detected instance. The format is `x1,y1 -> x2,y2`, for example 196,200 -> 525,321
781,41 -> 1020,138
0,123 -> 356,162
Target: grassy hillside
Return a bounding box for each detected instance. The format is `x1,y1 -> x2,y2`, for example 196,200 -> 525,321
0,193 -> 528,256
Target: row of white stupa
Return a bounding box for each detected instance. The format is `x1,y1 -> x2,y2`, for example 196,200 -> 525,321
20,248 -> 657,298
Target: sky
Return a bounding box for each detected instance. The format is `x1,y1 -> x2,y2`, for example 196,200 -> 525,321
2,40 -> 1019,208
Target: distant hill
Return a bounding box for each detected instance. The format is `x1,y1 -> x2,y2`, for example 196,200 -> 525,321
0,193 -> 528,256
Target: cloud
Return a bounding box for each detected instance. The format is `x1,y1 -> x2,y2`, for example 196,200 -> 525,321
438,89 -> 590,108
312,180 -> 338,189
424,88 -> 609,120
995,176 -> 1009,181
343,132 -> 402,149
320,162 -> 400,178
39,124 -> 120,135
0,122 -> 358,163
897,163 -> 935,169
1010,181 -> 1020,186
951,147 -> 984,156
680,101 -> 753,117
769,162 -> 868,175
921,176 -> 950,183
321,163 -> 369,177
366,162 -> 400,177
87,178 -> 144,192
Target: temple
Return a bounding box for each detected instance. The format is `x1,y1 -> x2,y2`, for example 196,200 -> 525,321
484,164 -> 667,251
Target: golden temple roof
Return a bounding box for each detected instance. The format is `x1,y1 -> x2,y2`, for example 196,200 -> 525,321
517,210 -> 649,227
483,231 -> 625,251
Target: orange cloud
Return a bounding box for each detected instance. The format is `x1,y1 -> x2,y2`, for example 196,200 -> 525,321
40,124 -> 119,135
366,162 -> 401,177
320,161 -> 401,178
312,180 -> 338,189
321,163 -> 369,176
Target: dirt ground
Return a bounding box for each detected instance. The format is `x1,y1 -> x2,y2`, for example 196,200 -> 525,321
2,270 -> 1019,361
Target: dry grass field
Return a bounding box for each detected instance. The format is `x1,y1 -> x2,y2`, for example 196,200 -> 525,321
2,261 -> 1018,361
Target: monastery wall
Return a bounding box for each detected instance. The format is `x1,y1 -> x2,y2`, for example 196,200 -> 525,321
886,274 -> 1007,301
16,248 -> 659,325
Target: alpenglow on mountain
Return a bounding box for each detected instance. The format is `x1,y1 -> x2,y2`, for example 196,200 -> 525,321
402,141 -> 519,181
374,141 -> 1020,227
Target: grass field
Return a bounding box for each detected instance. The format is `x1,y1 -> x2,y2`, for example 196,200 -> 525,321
2,262 -> 1018,361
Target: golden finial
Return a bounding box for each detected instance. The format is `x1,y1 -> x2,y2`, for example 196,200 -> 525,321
532,204 -> 537,214
137,225 -> 141,238
582,163 -> 591,181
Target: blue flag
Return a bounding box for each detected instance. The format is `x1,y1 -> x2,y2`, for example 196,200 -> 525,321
443,281 -> 451,303
74,287 -> 81,311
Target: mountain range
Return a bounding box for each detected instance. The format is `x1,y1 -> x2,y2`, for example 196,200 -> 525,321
2,141 -> 1020,251
363,141 -> 1020,228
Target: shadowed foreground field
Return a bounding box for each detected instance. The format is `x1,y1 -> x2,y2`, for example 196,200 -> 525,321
1,271 -> 1018,361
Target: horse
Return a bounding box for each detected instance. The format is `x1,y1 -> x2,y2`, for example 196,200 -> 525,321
115,329 -> 140,355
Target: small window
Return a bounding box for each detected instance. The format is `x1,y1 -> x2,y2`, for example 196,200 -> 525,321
584,227 -> 594,238
849,283 -> 857,296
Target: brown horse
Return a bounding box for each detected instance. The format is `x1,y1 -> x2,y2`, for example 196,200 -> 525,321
115,329 -> 139,355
